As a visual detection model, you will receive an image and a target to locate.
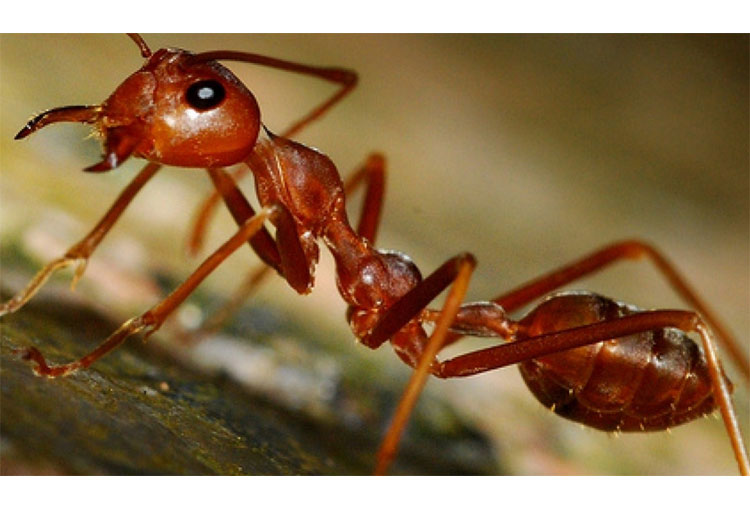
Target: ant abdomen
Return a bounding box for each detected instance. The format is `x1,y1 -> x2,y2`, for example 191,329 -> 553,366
518,292 -> 720,431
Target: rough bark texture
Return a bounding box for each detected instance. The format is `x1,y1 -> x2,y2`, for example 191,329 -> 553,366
0,280 -> 497,475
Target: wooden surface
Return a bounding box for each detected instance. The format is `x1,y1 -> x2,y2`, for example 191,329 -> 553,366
0,281 -> 496,475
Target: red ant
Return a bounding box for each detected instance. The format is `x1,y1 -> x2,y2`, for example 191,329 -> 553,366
1,34 -> 748,475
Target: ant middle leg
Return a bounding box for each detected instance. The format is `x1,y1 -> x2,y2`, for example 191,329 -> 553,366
0,162 -> 162,317
367,253 -> 477,474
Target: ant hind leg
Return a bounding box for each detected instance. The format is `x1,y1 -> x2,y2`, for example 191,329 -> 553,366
493,239 -> 748,380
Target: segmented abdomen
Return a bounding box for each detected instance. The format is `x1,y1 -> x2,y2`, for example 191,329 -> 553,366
517,292 -> 719,432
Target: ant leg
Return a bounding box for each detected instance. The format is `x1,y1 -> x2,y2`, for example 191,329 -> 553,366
181,167 -> 279,342
16,206 -> 278,378
696,321 -> 750,476
187,189 -> 224,256
188,166 -> 286,265
186,263 -> 274,340
0,162 -> 161,317
492,239 -> 748,380
207,167 -> 281,271
433,309 -> 749,475
188,156 -> 387,340
343,153 -> 386,244
186,54 -> 357,256
371,253 -> 477,475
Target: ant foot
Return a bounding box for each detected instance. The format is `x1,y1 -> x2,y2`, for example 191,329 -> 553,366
0,256 -> 87,317
13,346 -> 79,378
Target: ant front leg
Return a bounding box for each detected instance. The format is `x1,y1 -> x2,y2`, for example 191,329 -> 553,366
15,206 -> 278,377
0,162 -> 161,317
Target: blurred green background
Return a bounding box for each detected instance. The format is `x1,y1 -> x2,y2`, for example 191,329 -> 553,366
1,34 -> 747,474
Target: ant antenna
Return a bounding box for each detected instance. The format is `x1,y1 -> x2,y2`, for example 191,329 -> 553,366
127,33 -> 152,58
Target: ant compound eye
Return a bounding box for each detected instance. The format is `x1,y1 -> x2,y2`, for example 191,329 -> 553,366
186,80 -> 226,110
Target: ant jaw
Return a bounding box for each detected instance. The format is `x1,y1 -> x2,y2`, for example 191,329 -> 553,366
14,105 -> 101,140
14,105 -> 137,173
83,128 -> 139,173
83,151 -> 122,173
13,104 -> 136,173
13,128 -> 30,140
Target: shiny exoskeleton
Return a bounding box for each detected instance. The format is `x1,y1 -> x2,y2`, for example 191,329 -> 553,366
2,35 -> 747,475
518,292 -> 720,432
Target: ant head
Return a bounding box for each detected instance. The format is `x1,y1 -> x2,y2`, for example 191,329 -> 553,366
101,46 -> 262,169
16,35 -> 262,172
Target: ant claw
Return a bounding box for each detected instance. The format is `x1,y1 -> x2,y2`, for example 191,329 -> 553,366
12,346 -> 46,375
12,346 -> 75,378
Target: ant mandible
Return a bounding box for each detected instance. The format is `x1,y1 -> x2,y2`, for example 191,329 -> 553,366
1,34 -> 748,475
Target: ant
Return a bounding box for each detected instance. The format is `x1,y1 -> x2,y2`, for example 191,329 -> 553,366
1,34 -> 748,475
